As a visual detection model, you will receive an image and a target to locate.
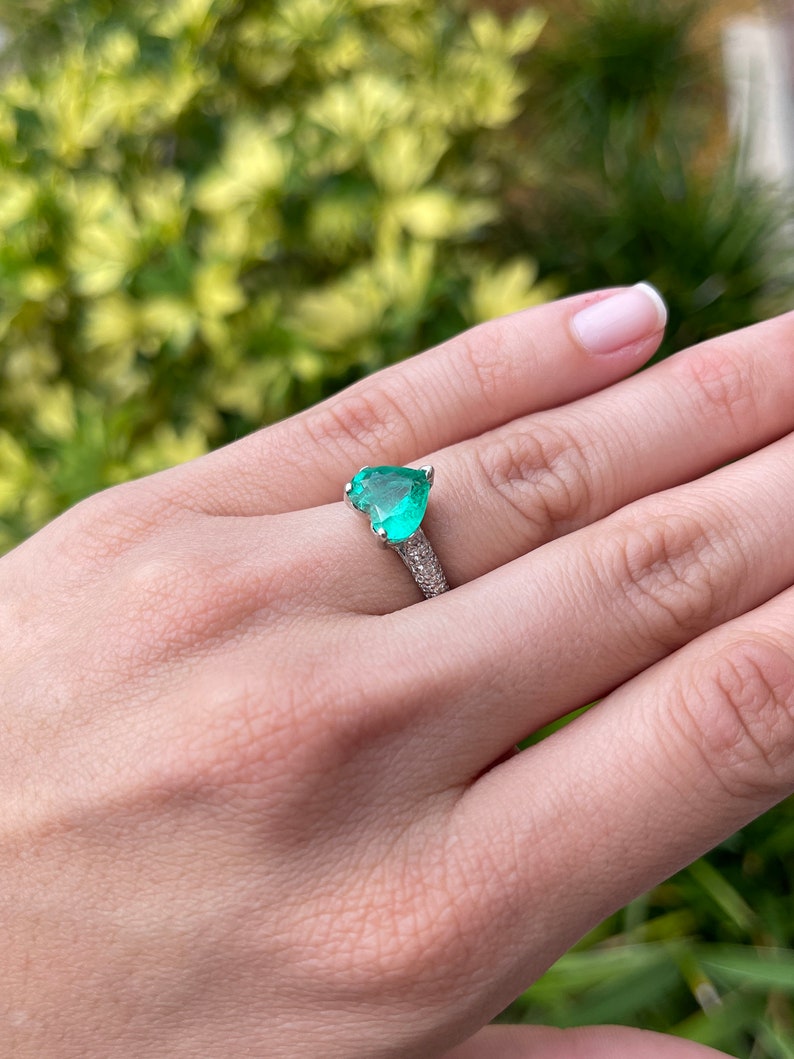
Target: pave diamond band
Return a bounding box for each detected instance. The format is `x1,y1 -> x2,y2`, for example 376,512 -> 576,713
393,527 -> 450,598
344,464 -> 450,600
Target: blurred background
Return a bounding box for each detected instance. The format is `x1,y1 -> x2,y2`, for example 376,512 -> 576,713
0,0 -> 792,1053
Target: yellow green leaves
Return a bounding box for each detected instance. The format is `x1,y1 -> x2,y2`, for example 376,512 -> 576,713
0,428 -> 57,548
470,258 -> 560,324
0,0 -> 547,548
469,8 -> 546,58
150,0 -> 224,40
385,190 -> 497,242
293,242 -> 436,358
0,433 -> 33,507
127,423 -> 208,478
366,127 -> 450,196
66,178 -> 140,297
309,73 -> 410,147
194,122 -> 290,214
0,173 -> 37,229
32,383 -> 77,442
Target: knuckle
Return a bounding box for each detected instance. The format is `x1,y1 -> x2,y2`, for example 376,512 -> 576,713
670,344 -> 759,436
302,381 -> 419,463
476,420 -> 593,542
178,640 -> 366,790
101,545 -> 267,675
120,548 -> 219,623
453,320 -> 517,414
683,638 -> 794,800
106,552 -> 215,668
603,509 -> 727,651
42,480 -> 182,575
312,829 -> 479,1004
171,663 -> 299,787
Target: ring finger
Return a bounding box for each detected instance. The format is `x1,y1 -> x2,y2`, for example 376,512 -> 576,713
296,310 -> 794,614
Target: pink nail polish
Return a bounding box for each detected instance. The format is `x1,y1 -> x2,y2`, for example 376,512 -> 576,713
571,283 -> 668,356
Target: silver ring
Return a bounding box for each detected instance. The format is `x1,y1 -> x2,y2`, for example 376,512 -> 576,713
344,465 -> 450,599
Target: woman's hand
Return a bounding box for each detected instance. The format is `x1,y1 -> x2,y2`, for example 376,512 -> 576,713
2,286 -> 793,1058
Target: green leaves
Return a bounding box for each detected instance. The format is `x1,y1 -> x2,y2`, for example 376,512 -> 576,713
505,799 -> 794,1054
699,948 -> 794,995
497,0 -> 791,359
0,0 -> 547,545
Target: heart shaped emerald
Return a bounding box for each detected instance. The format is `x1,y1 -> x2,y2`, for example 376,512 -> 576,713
347,466 -> 431,543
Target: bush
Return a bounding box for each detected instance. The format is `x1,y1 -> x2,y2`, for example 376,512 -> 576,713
496,0 -> 792,360
0,0 -> 549,548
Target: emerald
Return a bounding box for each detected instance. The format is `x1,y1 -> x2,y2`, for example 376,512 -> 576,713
347,465 -> 431,543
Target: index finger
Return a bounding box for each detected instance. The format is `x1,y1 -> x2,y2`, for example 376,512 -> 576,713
169,286 -> 666,515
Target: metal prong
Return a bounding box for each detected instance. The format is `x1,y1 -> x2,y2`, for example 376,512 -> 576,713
420,464 -> 434,486
343,481 -> 354,508
372,526 -> 389,547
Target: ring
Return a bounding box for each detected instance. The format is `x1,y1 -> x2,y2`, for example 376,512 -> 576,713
344,465 -> 450,599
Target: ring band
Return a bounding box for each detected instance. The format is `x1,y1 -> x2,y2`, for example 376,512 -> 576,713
344,465 -> 450,599
391,527 -> 450,598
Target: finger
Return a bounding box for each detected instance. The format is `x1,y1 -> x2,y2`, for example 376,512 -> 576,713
451,586 -> 794,999
378,428 -> 794,775
281,308 -> 794,617
166,287 -> 666,514
410,308 -> 794,590
443,1025 -> 730,1059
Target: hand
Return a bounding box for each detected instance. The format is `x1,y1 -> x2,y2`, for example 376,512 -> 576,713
2,286 -> 793,1058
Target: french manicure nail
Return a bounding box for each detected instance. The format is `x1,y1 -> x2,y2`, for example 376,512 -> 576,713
571,282 -> 668,356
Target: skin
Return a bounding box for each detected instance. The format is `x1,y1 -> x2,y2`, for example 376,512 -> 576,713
2,288 -> 794,1057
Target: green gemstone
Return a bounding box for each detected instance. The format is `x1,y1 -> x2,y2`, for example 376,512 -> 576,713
348,465 -> 431,543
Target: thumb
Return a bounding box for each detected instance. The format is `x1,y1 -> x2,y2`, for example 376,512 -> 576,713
442,1025 -> 731,1059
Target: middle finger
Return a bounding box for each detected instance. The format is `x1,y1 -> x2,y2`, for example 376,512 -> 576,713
320,311 -> 794,615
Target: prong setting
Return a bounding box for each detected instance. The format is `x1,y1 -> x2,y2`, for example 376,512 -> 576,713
343,465 -> 449,596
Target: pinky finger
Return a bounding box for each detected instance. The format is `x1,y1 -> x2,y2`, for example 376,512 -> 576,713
452,590 -> 794,1007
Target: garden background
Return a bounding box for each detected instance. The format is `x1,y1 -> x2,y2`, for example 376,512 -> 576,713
0,0 -> 792,1053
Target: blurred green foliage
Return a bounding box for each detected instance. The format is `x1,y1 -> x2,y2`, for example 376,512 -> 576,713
1,0 -> 792,1053
0,0 -> 550,548
505,802 -> 794,1056
498,0 -> 792,358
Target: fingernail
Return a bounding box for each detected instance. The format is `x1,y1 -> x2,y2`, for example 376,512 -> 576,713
571,283 -> 668,356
